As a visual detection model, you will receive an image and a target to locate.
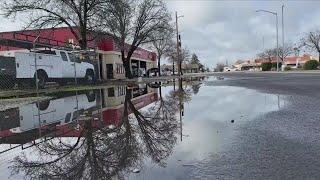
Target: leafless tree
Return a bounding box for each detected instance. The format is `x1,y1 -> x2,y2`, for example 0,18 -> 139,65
101,0 -> 171,78
301,30 -> 320,61
257,48 -> 276,62
2,0 -> 105,49
150,26 -> 175,76
277,43 -> 294,61
166,44 -> 191,65
215,63 -> 225,72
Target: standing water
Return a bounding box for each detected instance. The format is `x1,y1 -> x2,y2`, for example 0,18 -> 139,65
0,77 -> 288,179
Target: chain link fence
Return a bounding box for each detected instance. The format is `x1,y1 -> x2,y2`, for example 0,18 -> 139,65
0,49 -> 100,96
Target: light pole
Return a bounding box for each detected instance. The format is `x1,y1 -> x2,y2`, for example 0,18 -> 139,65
175,11 -> 184,76
256,9 -> 279,72
282,5 -> 285,69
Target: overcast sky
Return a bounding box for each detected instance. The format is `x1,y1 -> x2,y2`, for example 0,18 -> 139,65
1,1 -> 320,68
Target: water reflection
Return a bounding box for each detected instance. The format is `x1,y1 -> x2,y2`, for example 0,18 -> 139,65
0,77 -> 203,179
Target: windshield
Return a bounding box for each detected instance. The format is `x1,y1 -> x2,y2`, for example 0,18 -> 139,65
68,53 -> 81,63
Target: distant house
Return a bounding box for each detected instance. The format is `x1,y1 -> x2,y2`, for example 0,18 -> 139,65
283,54 -> 318,68
232,54 -> 319,71
234,59 -> 261,71
161,63 -> 200,75
181,63 -> 200,73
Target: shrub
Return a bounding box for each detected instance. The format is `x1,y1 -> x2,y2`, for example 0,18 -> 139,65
271,62 -> 282,69
261,62 -> 272,71
303,60 -> 319,70
284,66 -> 291,71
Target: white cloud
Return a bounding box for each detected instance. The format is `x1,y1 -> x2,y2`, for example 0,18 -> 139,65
2,1 -> 320,68
165,0 -> 320,67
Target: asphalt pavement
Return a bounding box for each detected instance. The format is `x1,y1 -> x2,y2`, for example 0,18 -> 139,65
190,72 -> 320,179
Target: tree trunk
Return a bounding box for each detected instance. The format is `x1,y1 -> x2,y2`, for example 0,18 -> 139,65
123,58 -> 132,79
79,27 -> 88,50
158,56 -> 161,76
159,86 -> 162,99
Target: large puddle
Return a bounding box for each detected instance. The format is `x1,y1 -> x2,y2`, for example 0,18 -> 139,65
0,77 -> 287,179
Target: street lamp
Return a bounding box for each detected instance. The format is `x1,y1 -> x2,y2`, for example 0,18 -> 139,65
256,9 -> 280,72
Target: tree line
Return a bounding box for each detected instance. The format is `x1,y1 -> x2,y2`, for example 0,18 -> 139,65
2,0 -> 206,78
256,30 -> 320,68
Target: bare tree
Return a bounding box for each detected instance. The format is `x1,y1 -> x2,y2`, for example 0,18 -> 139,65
257,48 -> 276,62
101,0 -> 171,78
215,63 -> 225,72
150,26 -> 174,76
301,30 -> 320,61
277,43 -> 294,61
166,45 -> 191,65
2,0 -> 105,49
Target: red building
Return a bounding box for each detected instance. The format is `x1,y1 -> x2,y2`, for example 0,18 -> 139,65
0,27 -> 157,79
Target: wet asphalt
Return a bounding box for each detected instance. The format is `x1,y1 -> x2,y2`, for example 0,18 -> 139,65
191,73 -> 320,180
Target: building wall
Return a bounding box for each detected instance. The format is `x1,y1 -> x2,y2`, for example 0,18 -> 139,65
99,52 -> 126,80
0,27 -> 157,80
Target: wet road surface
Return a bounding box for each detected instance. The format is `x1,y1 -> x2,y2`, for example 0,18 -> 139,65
1,74 -> 320,179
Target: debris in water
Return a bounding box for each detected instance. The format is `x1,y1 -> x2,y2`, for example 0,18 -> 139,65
132,168 -> 140,173
231,120 -> 235,123
217,76 -> 224,80
108,125 -> 116,129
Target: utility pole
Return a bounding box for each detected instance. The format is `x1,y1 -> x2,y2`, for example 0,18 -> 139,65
175,11 -> 184,76
282,5 -> 285,70
276,13 -> 279,72
175,11 -> 181,76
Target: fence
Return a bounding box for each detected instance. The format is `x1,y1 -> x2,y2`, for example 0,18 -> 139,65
0,33 -> 101,96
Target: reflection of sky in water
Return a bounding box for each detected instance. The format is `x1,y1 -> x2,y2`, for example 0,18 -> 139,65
0,84 -> 287,180
130,86 -> 287,180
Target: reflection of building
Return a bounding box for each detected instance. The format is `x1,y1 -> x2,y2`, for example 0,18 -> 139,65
101,85 -> 158,126
0,85 -> 158,151
0,27 -> 157,79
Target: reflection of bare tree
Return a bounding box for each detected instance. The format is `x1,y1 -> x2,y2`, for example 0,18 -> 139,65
10,86 -> 181,179
11,117 -> 141,179
127,87 -> 179,167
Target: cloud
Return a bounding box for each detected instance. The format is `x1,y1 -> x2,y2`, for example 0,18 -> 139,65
2,1 -> 320,68
166,0 -> 320,68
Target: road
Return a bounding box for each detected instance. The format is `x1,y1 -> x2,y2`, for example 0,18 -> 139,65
189,72 -> 320,179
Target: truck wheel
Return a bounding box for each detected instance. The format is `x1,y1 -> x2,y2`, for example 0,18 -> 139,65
85,70 -> 95,84
35,71 -> 47,89
36,100 -> 50,111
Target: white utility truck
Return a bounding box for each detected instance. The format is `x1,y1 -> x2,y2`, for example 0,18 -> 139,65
0,49 -> 95,88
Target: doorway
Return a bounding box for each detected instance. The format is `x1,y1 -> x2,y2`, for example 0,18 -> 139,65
106,64 -> 114,79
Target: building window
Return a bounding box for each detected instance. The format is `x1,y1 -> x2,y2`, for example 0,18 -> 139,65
117,86 -> 126,96
107,88 -> 115,97
116,64 -> 125,74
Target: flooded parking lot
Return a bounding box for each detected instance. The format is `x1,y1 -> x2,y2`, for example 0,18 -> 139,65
1,76 -> 320,179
